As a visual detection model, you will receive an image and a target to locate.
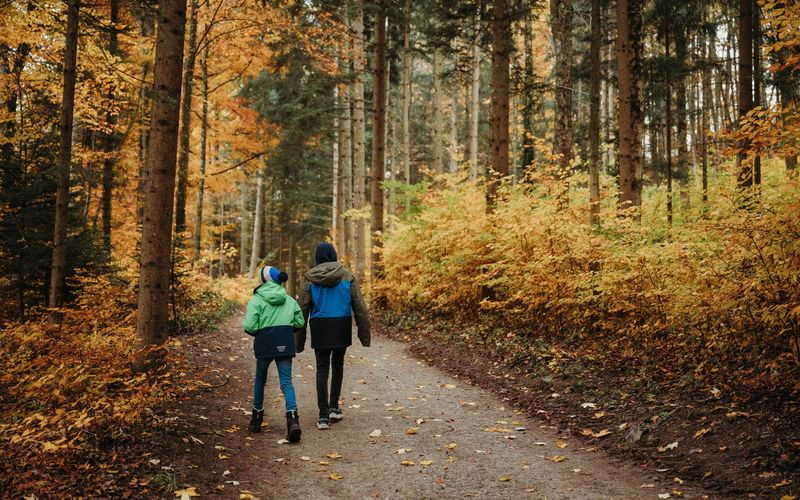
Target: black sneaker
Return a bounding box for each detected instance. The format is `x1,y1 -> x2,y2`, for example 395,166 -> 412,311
329,407 -> 344,422
286,410 -> 302,443
316,417 -> 330,430
249,409 -> 264,433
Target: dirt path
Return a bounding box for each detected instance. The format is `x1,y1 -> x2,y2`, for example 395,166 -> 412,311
164,311 -> 702,499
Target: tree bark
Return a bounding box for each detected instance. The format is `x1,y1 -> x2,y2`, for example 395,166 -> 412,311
136,0 -> 187,348
193,41 -> 208,258
248,166 -> 264,277
449,85 -> 458,174
736,0 -> 754,192
675,23 -> 689,208
239,182 -> 250,274
175,0 -> 198,234
401,0 -> 412,190
522,9 -> 536,175
351,0 -> 366,280
432,48 -> 444,175
332,84 -> 340,243
49,0 -> 80,318
101,0 -> 120,253
340,36 -> 353,266
469,27 -> 481,180
551,0 -> 573,209
616,0 -> 643,214
752,0 -> 761,187
371,1 -> 387,283
589,0 -> 601,224
487,0 -> 510,213
665,22 -> 673,227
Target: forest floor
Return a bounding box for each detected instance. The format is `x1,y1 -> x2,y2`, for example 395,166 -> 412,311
151,309 -> 708,499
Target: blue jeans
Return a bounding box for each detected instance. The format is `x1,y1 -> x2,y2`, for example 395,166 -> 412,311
253,357 -> 297,412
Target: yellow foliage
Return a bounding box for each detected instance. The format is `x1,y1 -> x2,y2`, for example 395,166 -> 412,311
381,166 -> 800,381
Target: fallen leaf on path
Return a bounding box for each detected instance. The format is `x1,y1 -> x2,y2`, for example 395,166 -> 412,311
772,479 -> 792,489
495,420 -> 508,424
218,454 -> 230,459
329,472 -> 343,481
694,427 -> 711,439
702,471 -> 713,480
710,387 -> 721,398
407,396 -> 418,400
440,384 -> 456,389
239,493 -> 257,500
274,458 -> 286,463
226,480 -> 240,486
369,429 -> 382,438
504,435 -> 517,440
387,406 -> 405,412
396,448 -> 409,454
475,450 -> 487,454
401,460 -> 415,466
420,460 -> 434,466
318,460 -> 331,465
175,487 -> 198,498
726,411 -> 749,418
149,459 -> 161,465
581,402 -> 597,409
416,418 -> 425,425
448,456 -> 456,462
484,427 -> 513,433
548,455 -> 567,463
224,425 -> 239,433
447,443 -> 458,450
223,470 -> 231,476
658,441 -> 679,452
405,428 -> 419,435
326,452 -> 343,459
534,442 -> 547,446
348,404 -> 361,409
557,439 -> 567,449
658,494 -> 671,499
641,484 -> 655,488
592,429 -> 612,438
498,476 -> 513,482
189,435 -> 204,445
618,423 -> 629,431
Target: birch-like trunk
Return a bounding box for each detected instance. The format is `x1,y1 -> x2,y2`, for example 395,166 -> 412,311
351,0 -> 366,280
248,167 -> 264,278
175,0 -> 198,234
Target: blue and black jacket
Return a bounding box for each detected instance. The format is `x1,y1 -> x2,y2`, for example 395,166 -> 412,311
296,262 -> 371,351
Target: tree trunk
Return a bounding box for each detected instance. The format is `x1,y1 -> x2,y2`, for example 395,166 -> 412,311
101,0 -> 120,253
449,85 -> 458,174
248,166 -> 264,277
665,22 -> 673,227
371,1 -> 387,283
175,0 -> 198,234
401,0 -> 412,191
616,0 -> 643,214
736,0 -> 754,192
487,0 -> 510,213
752,0 -> 761,187
340,37 -> 353,266
337,72 -> 350,257
351,0 -> 366,281
136,13 -> 155,227
239,182 -> 250,274
136,0 -> 187,348
49,0 -> 80,318
469,28 -> 481,180
193,41 -> 208,258
589,0 -> 601,224
551,0 -> 573,209
522,10 -> 536,175
701,19 -> 712,205
432,48 -> 444,175
332,84 -> 340,243
675,25 -> 690,208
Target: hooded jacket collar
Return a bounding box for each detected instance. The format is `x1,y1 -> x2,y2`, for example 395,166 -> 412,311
305,261 -> 348,287
253,280 -> 288,305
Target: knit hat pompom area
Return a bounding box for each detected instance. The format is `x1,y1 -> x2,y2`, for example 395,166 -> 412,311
260,265 -> 288,284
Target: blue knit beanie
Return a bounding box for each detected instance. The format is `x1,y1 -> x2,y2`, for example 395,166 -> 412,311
260,265 -> 288,284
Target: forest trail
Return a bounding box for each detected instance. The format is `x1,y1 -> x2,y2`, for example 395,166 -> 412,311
165,310 -> 700,500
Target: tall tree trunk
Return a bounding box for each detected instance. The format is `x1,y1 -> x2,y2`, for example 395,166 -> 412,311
701,19 -> 712,205
101,0 -> 120,253
522,9 -> 536,175
371,1 -> 387,283
239,182 -> 250,274
487,0 -> 510,212
665,22 -> 673,227
432,48 -> 444,175
49,0 -> 80,318
401,0 -> 412,190
136,12 -> 155,227
675,25 -> 690,208
752,0 -> 761,187
616,0 -> 643,214
589,0 -> 601,224
337,74 -> 350,257
175,0 -> 198,234
351,0 -> 366,280
449,84 -> 458,174
736,0 -> 754,192
332,84 -> 340,242
136,0 -> 187,348
551,0 -> 573,209
193,41 -> 208,258
248,166 -> 264,277
340,39 -> 353,266
469,28 -> 481,180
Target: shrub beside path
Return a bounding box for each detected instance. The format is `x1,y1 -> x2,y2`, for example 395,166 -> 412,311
163,311 -> 703,499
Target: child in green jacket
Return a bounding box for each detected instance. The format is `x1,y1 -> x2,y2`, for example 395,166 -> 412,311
244,266 -> 305,442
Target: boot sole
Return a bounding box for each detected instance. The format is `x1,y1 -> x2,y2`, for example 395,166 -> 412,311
289,428 -> 302,442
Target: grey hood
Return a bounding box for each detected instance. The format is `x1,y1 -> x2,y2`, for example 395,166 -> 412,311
304,262 -> 352,287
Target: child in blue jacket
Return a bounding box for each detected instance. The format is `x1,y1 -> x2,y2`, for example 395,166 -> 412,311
296,243 -> 370,430
244,266 -> 305,442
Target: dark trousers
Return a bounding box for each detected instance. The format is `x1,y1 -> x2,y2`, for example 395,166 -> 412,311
315,347 -> 347,417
